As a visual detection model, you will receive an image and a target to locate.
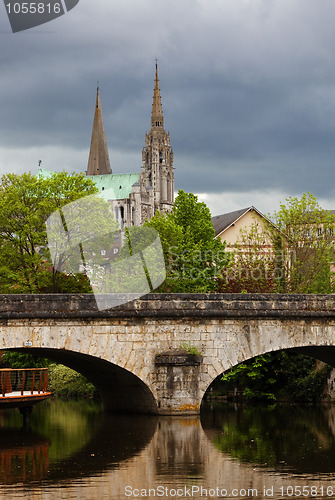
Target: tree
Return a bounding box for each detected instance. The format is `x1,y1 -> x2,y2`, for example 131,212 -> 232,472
146,190 -> 230,292
269,192 -> 335,293
221,351 -> 329,403
221,353 -> 278,402
1,351 -> 50,368
0,171 -> 99,293
219,219 -> 280,293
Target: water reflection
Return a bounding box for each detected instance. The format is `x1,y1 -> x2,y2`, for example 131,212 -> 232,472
153,417 -> 203,482
201,403 -> 335,474
0,399 -> 158,484
1,400 -> 335,499
0,429 -> 49,484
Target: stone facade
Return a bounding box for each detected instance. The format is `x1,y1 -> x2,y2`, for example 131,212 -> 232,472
86,63 -> 174,227
2,294 -> 335,414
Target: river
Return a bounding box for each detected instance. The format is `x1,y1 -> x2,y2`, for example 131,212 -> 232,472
0,399 -> 335,499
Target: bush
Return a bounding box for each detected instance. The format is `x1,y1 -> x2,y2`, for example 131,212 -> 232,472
1,351 -> 50,368
282,365 -> 331,404
48,364 -> 97,399
220,351 -> 331,404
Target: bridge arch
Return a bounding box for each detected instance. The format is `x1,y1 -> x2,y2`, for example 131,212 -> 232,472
202,345 -> 335,403
3,347 -> 158,414
198,328 -> 335,405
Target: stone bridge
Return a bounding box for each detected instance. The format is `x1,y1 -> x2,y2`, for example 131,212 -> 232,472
1,293 -> 335,414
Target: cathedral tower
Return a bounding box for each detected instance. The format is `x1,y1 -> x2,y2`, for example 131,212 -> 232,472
86,86 -> 112,176
140,63 -> 174,215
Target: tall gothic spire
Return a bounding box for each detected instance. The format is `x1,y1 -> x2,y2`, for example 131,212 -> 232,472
141,62 -> 174,218
86,86 -> 112,176
151,62 -> 164,130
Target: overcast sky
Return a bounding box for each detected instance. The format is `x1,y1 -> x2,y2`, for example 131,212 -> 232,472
1,0 -> 335,216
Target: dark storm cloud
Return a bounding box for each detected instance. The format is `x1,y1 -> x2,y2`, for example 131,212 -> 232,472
1,0 -> 335,207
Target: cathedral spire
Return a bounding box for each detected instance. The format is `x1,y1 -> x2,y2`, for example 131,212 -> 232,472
86,85 -> 112,176
141,62 -> 174,218
151,61 -> 164,130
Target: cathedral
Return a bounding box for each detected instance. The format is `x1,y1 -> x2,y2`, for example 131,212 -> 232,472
85,63 -> 174,227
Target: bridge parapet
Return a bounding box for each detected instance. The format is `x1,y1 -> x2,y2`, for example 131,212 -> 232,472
0,293 -> 335,319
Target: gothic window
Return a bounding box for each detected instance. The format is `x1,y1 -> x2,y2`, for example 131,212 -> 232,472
120,206 -> 124,229
159,151 -> 163,164
167,172 -> 171,201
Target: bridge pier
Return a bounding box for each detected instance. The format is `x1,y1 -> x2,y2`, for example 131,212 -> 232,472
153,352 -> 203,415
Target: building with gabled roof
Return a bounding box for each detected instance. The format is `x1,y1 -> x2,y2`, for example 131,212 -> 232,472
212,206 -> 275,251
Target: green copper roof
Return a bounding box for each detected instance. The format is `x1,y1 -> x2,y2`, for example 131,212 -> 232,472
36,167 -> 55,179
36,168 -> 140,201
87,173 -> 140,200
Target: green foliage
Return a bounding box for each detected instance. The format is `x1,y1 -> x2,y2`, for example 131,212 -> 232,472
0,171 -> 98,293
111,225 -> 166,293
48,364 -> 97,399
269,192 -> 335,293
179,342 -> 202,356
45,272 -> 92,293
222,353 -> 278,402
282,363 -> 331,404
172,190 -> 216,245
1,350 -> 50,368
221,351 -> 330,403
146,190 -> 230,292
